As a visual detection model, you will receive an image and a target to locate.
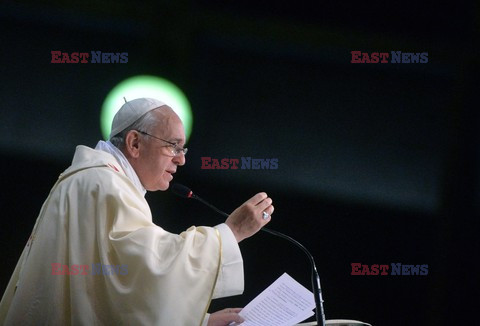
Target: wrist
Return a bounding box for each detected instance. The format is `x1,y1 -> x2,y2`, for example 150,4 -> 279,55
225,221 -> 244,242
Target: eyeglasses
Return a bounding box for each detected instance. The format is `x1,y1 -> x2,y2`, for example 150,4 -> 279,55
136,130 -> 188,157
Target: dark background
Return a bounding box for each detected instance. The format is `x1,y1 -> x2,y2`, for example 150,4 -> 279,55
1,1 -> 478,325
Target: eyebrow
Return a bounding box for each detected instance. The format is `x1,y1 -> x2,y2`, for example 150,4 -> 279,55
169,138 -> 185,144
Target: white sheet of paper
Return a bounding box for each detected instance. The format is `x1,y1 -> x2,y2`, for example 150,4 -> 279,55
232,273 -> 315,326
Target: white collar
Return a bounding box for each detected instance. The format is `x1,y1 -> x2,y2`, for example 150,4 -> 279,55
95,140 -> 147,196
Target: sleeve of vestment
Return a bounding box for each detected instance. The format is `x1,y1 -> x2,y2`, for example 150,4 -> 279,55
212,223 -> 244,298
96,167 -> 225,325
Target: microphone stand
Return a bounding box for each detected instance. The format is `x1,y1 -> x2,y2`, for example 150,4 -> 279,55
192,194 -> 326,326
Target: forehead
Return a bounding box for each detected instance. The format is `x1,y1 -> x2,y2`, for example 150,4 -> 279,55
151,107 -> 185,143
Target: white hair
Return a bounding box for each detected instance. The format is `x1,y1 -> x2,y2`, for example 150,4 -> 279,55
109,109 -> 160,148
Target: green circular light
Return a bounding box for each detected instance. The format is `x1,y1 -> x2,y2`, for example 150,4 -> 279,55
100,75 -> 193,141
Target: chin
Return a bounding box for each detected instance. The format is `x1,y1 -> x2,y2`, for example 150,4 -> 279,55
145,181 -> 170,192
157,181 -> 171,191
160,183 -> 170,191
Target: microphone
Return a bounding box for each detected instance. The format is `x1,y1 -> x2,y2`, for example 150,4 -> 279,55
170,183 -> 326,326
171,183 -> 229,218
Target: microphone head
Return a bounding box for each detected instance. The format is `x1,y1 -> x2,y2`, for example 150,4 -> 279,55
170,183 -> 194,199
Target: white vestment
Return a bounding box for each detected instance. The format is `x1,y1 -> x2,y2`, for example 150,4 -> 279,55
0,145 -> 244,325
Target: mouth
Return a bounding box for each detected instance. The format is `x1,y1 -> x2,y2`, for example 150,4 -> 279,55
165,170 -> 176,179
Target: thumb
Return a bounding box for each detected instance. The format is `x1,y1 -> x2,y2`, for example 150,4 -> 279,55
229,313 -> 244,324
223,314 -> 244,325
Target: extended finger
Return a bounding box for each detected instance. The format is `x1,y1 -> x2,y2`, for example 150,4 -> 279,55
246,192 -> 268,205
265,205 -> 274,216
256,197 -> 273,212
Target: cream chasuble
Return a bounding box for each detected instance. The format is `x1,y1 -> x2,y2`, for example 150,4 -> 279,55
0,145 -> 244,325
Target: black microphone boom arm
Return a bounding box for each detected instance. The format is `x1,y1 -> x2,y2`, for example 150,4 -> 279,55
170,183 -> 326,326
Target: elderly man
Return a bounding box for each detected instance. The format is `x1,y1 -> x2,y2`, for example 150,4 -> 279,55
0,98 -> 274,325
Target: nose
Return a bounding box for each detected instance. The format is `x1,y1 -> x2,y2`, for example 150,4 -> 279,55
173,152 -> 186,166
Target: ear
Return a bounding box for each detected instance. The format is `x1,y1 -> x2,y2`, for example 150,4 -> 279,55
123,130 -> 142,158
